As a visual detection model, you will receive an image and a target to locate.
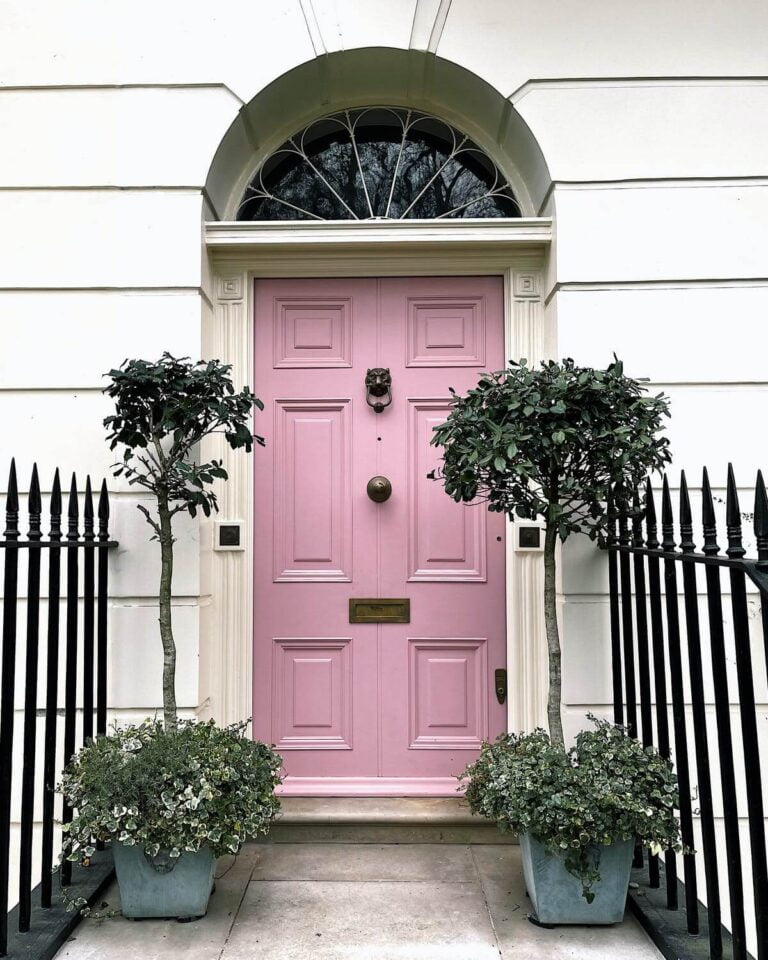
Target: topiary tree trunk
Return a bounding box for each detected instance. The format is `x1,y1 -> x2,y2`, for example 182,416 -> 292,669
157,489 -> 177,731
543,522 -> 564,747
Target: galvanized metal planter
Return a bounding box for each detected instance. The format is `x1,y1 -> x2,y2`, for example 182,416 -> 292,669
112,842 -> 217,919
520,833 -> 634,925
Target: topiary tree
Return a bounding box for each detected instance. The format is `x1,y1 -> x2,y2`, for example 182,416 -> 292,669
103,354 -> 263,731
430,358 -> 671,747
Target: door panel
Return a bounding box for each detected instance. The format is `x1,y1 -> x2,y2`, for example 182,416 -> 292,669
253,279 -> 378,779
377,277 -> 506,780
253,276 -> 506,793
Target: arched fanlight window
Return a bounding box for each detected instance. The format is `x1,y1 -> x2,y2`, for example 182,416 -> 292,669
237,107 -> 521,221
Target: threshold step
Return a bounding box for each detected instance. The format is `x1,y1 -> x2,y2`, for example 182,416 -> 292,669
261,798 -> 517,844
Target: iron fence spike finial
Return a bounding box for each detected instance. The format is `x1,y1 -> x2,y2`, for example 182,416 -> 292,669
631,488 -> 644,547
617,484 -> 630,547
701,466 -> 720,555
725,463 -> 745,559
726,462 -> 740,527
67,474 -> 79,543
702,466 -> 716,526
98,478 -> 109,522
645,477 -> 659,550
68,473 -> 78,516
84,476 -> 94,518
28,463 -> 41,516
50,467 -> 62,516
7,457 -> 19,513
83,476 -> 95,541
680,471 -> 692,523
754,470 -> 768,563
661,474 -> 675,550
679,471 -> 695,553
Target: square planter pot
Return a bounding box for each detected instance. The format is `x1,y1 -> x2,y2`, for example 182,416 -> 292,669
112,841 -> 217,919
520,832 -> 634,925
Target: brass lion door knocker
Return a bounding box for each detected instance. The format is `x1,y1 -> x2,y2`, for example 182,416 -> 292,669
365,367 -> 392,413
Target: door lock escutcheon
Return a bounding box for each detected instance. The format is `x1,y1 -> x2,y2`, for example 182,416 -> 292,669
494,669 -> 507,705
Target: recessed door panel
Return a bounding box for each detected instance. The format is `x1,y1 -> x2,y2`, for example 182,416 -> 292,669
273,400 -> 351,581
408,400 -> 486,581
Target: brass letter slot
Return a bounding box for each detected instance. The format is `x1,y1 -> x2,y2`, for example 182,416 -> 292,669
349,598 -> 410,624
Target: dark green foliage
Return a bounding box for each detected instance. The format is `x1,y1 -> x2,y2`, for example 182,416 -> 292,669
430,357 -> 671,542
461,718 -> 683,901
58,720 -> 282,863
103,353 -> 265,729
103,353 -> 264,525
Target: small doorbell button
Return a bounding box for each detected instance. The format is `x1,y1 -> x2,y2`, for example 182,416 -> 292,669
215,520 -> 245,551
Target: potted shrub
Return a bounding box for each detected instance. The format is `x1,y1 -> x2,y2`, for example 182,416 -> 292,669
431,357 -> 683,924
58,720 -> 281,919
58,354 -> 282,920
462,720 -> 681,924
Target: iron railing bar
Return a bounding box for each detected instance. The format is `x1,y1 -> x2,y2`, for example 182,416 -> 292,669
660,475 -> 700,934
700,467 -> 748,959
607,501 -> 624,726
0,460 -> 20,957
96,480 -> 109,740
678,472 -> 722,958
618,503 -> 638,739
645,544 -> 678,904
40,469 -> 63,910
631,493 -> 657,885
60,475 -> 79,888
729,564 -> 768,960
82,479 -> 95,746
702,560 -> 748,959
18,465 -> 42,933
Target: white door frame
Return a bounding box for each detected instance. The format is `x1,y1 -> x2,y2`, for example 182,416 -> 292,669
200,218 -> 553,739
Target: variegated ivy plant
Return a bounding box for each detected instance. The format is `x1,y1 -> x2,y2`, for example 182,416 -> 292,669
461,717 -> 683,901
58,720 -> 282,868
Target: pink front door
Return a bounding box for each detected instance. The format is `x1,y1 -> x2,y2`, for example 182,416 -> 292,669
253,276 -> 507,795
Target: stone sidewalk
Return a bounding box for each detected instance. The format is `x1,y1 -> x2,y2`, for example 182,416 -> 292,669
55,843 -> 661,960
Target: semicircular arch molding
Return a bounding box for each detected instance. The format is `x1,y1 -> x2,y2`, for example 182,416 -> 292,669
205,48 -> 552,220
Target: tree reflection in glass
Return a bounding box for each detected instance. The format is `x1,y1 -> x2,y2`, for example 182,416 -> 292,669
237,108 -> 521,221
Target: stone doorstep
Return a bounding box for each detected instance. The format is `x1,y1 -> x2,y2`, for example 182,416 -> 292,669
260,797 -> 518,844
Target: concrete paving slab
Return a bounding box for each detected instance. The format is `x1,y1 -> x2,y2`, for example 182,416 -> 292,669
472,845 -> 662,960
54,848 -> 257,960
252,842 -> 477,882
52,842 -> 662,960
223,879 -> 501,960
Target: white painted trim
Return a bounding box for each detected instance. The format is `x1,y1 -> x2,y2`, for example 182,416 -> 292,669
201,221 -> 552,744
206,218 -> 552,250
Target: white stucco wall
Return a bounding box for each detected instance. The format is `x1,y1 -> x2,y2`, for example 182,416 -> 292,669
2,0 -> 768,944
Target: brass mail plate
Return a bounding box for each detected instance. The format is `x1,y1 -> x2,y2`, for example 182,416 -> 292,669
349,598 -> 410,624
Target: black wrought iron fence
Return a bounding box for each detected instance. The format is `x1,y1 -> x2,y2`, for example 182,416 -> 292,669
0,460 -> 117,958
607,465 -> 768,960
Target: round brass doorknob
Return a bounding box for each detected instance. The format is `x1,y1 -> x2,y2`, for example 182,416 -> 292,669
367,476 -> 392,502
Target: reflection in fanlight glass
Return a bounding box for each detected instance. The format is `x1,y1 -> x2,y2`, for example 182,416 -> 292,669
237,107 -> 521,221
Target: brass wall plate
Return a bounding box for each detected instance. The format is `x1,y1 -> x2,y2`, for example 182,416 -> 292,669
349,598 -> 410,623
